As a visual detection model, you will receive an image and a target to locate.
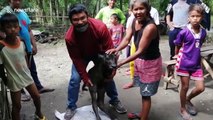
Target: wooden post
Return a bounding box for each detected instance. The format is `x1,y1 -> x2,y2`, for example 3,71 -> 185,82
202,58 -> 213,79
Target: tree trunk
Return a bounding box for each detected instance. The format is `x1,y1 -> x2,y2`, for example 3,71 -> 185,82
53,0 -> 57,16
56,0 -> 60,22
38,0 -> 47,23
49,0 -> 53,24
34,0 -> 40,23
63,0 -> 69,26
64,0 -> 68,16
93,0 -> 100,17
120,0 -> 123,11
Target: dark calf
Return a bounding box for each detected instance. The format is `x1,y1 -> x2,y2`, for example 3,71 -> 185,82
83,53 -> 118,120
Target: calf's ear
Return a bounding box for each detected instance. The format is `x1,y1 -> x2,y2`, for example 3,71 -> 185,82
98,54 -> 105,59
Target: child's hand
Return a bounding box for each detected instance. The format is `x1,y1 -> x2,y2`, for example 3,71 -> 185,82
172,55 -> 178,60
32,46 -> 37,55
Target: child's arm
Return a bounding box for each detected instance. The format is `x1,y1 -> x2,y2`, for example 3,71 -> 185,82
20,37 -> 31,68
175,45 -> 181,55
121,24 -> 125,36
24,43 -> 32,68
174,29 -> 185,58
25,53 -> 32,68
0,64 -> 7,85
174,45 -> 181,59
28,26 -> 37,55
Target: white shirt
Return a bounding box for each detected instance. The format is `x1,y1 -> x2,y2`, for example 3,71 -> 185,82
150,7 -> 160,25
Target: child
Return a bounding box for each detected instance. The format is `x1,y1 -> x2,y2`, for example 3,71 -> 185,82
174,4 -> 206,120
0,13 -> 46,120
109,13 -> 125,48
107,0 -> 162,120
123,7 -> 137,89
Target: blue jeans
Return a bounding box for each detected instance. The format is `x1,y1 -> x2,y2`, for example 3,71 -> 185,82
67,61 -> 119,110
168,28 -> 182,60
29,56 -> 43,90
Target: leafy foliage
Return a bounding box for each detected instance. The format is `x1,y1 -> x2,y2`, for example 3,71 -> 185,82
0,0 -> 212,25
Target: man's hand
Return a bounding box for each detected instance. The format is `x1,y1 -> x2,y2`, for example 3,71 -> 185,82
105,69 -> 117,82
172,55 -> 178,60
167,21 -> 174,30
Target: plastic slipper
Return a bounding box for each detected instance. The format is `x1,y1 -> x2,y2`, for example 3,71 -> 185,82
127,112 -> 141,119
39,87 -> 55,94
123,82 -> 134,89
179,112 -> 193,120
186,102 -> 197,116
34,115 -> 47,120
21,93 -> 31,101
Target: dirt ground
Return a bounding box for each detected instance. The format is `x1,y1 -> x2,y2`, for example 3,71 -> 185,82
20,39 -> 213,120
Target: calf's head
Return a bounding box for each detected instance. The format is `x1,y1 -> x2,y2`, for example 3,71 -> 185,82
97,53 -> 117,80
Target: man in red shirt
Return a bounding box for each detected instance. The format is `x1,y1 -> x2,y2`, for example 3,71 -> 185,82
64,4 -> 127,120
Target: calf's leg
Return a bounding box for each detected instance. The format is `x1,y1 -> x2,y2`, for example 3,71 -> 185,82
97,88 -> 118,120
89,85 -> 101,120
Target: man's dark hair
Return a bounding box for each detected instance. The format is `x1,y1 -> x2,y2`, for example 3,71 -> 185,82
0,13 -> 19,28
106,0 -> 116,5
68,4 -> 88,19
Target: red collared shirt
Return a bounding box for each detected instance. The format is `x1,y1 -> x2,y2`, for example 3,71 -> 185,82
65,18 -> 114,83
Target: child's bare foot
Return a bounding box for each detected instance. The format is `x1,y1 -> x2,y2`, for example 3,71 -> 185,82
125,71 -> 131,76
180,109 -> 192,120
125,68 -> 130,72
122,82 -> 134,89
